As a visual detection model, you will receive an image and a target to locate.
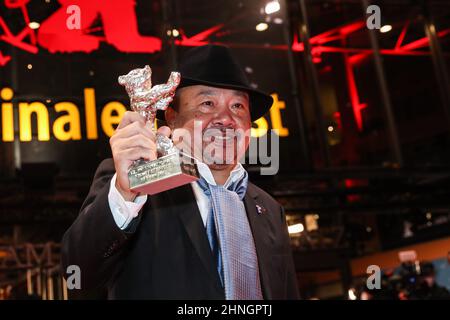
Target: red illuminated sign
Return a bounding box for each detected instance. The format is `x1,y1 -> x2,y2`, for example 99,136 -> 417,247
38,0 -> 161,53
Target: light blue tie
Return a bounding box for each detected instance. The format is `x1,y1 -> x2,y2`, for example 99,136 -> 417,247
197,171 -> 263,300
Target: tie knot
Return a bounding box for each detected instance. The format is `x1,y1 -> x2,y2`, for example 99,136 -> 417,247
196,171 -> 248,200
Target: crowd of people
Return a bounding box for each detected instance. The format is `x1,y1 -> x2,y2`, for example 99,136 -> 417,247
356,261 -> 450,300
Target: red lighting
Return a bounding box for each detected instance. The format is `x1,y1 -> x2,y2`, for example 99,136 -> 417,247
344,179 -> 367,202
344,54 -> 367,131
175,24 -> 225,47
0,51 -> 11,66
394,21 -> 409,50
333,111 -> 342,129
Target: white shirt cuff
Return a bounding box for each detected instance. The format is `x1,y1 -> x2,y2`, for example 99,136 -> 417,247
108,174 -> 148,230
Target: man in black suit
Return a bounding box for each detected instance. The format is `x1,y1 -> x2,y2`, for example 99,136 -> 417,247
62,45 -> 299,299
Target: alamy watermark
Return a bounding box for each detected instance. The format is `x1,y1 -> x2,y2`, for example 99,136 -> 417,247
169,121 -> 280,176
66,5 -> 81,30
366,5 -> 381,30
66,265 -> 81,290
366,264 -> 381,290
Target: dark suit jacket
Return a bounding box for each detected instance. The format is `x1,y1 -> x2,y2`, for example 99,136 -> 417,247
62,159 -> 299,299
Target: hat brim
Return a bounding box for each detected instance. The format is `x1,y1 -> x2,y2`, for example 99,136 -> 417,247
156,77 -> 274,122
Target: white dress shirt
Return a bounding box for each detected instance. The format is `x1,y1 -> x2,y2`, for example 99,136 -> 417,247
108,161 -> 246,230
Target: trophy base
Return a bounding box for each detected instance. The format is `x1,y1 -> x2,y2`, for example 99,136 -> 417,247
128,152 -> 199,195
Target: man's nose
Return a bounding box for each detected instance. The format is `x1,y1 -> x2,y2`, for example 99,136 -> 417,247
211,106 -> 235,127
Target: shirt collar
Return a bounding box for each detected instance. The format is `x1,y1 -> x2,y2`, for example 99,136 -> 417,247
195,161 -> 246,189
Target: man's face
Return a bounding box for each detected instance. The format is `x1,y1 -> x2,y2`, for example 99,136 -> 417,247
166,85 -> 252,168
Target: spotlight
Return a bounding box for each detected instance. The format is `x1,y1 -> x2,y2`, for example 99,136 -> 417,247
348,289 -> 357,300
265,1 -> 280,15
256,23 -> 268,32
273,18 -> 283,24
380,25 -> 392,33
28,22 -> 40,30
288,223 -> 304,234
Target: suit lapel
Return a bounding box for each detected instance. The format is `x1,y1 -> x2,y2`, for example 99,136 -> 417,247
170,184 -> 223,290
244,183 -> 273,300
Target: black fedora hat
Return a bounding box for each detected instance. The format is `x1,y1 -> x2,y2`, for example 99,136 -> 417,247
158,44 -> 273,122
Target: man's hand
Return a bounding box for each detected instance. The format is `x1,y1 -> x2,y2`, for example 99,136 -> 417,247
109,111 -> 171,201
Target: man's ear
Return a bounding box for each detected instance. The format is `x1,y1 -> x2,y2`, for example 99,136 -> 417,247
165,107 -> 177,128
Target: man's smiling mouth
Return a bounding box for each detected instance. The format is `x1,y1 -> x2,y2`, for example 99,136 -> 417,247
203,128 -> 237,144
212,135 -> 234,141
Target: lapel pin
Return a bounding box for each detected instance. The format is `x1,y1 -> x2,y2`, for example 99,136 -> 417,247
256,204 -> 266,215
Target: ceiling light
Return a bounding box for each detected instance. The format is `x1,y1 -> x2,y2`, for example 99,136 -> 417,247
380,25 -> 392,33
256,23 -> 268,32
288,223 -> 304,234
273,18 -> 283,24
265,1 -> 280,15
28,22 -> 40,30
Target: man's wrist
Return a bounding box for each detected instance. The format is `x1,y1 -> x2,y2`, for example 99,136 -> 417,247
115,180 -> 137,202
